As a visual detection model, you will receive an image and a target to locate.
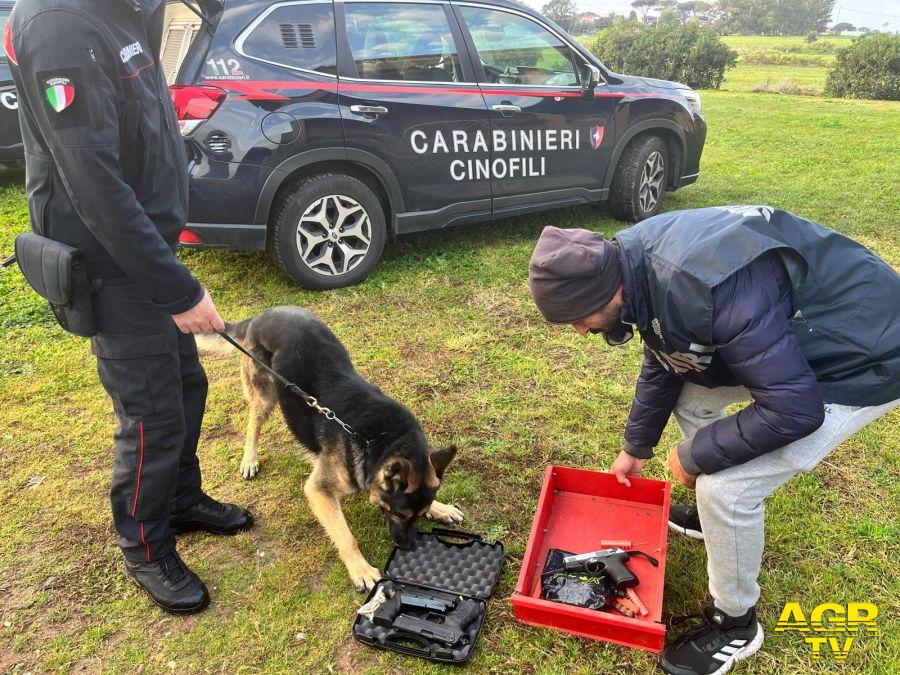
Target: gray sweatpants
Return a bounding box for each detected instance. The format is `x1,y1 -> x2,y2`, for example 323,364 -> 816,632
673,384 -> 899,617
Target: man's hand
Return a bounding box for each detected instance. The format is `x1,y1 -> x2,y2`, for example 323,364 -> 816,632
667,445 -> 697,489
172,289 -> 225,334
610,450 -> 645,488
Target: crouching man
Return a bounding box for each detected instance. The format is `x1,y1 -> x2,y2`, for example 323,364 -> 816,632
528,206 -> 899,674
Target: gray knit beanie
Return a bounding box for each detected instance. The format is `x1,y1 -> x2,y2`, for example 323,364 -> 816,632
528,226 -> 622,323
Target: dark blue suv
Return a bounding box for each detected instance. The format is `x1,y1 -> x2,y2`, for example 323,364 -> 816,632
0,1 -> 23,168
171,0 -> 706,289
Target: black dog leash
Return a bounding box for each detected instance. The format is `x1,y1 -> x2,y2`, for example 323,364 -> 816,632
216,331 -> 360,440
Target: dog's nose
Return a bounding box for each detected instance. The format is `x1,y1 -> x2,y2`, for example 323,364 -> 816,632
390,522 -> 416,549
392,530 -> 414,549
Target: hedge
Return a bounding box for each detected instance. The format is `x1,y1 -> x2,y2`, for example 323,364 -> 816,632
588,22 -> 738,90
824,34 -> 900,101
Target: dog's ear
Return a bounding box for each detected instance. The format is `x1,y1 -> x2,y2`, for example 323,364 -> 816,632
380,457 -> 413,493
429,445 -> 457,481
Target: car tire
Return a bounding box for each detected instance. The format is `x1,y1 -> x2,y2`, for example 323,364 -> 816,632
607,135 -> 668,222
269,173 -> 387,290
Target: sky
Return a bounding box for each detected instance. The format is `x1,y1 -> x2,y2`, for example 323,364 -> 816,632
518,1 -> 900,33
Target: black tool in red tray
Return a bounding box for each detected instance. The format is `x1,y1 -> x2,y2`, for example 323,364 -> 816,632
353,528 -> 504,664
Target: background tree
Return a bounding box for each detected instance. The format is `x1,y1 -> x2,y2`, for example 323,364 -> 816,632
714,0 -> 834,36
772,0 -> 834,35
656,0 -> 681,26
678,0 -> 698,15
592,14 -> 619,32
831,22 -> 854,33
715,0 -> 774,34
542,0 -> 578,33
677,1 -> 713,21
632,0 -> 657,21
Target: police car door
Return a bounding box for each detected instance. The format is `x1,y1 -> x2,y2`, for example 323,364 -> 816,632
455,3 -> 614,216
338,1 -> 492,233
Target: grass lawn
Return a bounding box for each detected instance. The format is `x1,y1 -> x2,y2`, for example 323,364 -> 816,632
720,63 -> 829,95
2,51 -> 899,673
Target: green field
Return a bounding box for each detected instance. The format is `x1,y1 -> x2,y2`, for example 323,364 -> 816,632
1,38 -> 899,674
577,33 -> 857,95
720,35 -> 854,94
720,34 -> 853,57
721,63 -> 828,94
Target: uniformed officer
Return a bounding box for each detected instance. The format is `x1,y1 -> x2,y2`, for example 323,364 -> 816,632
7,0 -> 252,613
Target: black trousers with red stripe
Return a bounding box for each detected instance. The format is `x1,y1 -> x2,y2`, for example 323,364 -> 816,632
90,276 -> 206,564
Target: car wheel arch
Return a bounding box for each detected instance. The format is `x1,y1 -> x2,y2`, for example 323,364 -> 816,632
255,150 -> 402,237
605,120 -> 686,191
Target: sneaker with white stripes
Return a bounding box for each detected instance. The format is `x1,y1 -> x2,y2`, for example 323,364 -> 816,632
668,505 -> 703,540
659,604 -> 763,675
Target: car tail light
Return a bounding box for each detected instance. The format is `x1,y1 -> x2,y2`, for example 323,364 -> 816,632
169,85 -> 226,136
179,228 -> 203,245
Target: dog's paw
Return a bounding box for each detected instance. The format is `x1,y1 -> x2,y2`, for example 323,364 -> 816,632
346,558 -> 381,592
426,500 -> 464,525
240,459 -> 260,480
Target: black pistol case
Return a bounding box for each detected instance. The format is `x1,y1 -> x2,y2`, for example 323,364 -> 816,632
352,528 -> 504,664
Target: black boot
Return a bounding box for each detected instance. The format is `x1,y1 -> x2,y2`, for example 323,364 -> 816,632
170,493 -> 254,535
124,550 -> 210,614
659,604 -> 763,675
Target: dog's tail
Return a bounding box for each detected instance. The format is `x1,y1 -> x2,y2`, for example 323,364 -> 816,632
195,319 -> 252,357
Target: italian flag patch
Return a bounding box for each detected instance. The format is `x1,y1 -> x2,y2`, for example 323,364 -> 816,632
44,77 -> 75,113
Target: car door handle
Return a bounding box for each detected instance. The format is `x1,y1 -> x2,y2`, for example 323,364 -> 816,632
491,104 -> 521,114
349,105 -> 389,116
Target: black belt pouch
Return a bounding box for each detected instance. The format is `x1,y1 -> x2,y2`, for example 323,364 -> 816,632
14,231 -> 98,337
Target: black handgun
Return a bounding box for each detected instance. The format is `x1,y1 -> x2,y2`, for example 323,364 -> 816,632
393,613 -> 467,646
393,598 -> 481,646
372,581 -> 456,628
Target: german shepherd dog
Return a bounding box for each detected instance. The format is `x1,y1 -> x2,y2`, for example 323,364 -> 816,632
197,307 -> 463,590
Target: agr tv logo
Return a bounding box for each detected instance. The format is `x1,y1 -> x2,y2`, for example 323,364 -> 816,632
776,602 -> 878,660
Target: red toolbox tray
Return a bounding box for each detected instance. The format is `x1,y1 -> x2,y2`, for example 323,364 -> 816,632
510,465 -> 671,653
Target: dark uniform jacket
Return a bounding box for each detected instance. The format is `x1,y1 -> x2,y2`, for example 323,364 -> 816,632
616,206 -> 900,474
6,0 -> 202,314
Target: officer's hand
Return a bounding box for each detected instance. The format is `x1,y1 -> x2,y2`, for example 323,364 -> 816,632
610,450 -> 645,488
172,289 -> 225,334
667,445 -> 697,490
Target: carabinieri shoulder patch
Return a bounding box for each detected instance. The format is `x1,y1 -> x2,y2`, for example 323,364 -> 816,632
44,77 -> 75,113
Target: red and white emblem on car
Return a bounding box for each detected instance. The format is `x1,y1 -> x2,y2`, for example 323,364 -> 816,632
590,125 -> 604,150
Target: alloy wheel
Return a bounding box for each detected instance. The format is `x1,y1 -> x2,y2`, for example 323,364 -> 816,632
638,151 -> 665,214
296,194 -> 372,276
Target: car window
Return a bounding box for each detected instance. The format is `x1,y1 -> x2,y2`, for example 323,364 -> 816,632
460,7 -> 579,87
240,2 -> 337,75
344,3 -> 462,83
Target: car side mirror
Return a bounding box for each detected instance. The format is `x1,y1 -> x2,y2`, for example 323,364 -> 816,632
580,64 -> 601,97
